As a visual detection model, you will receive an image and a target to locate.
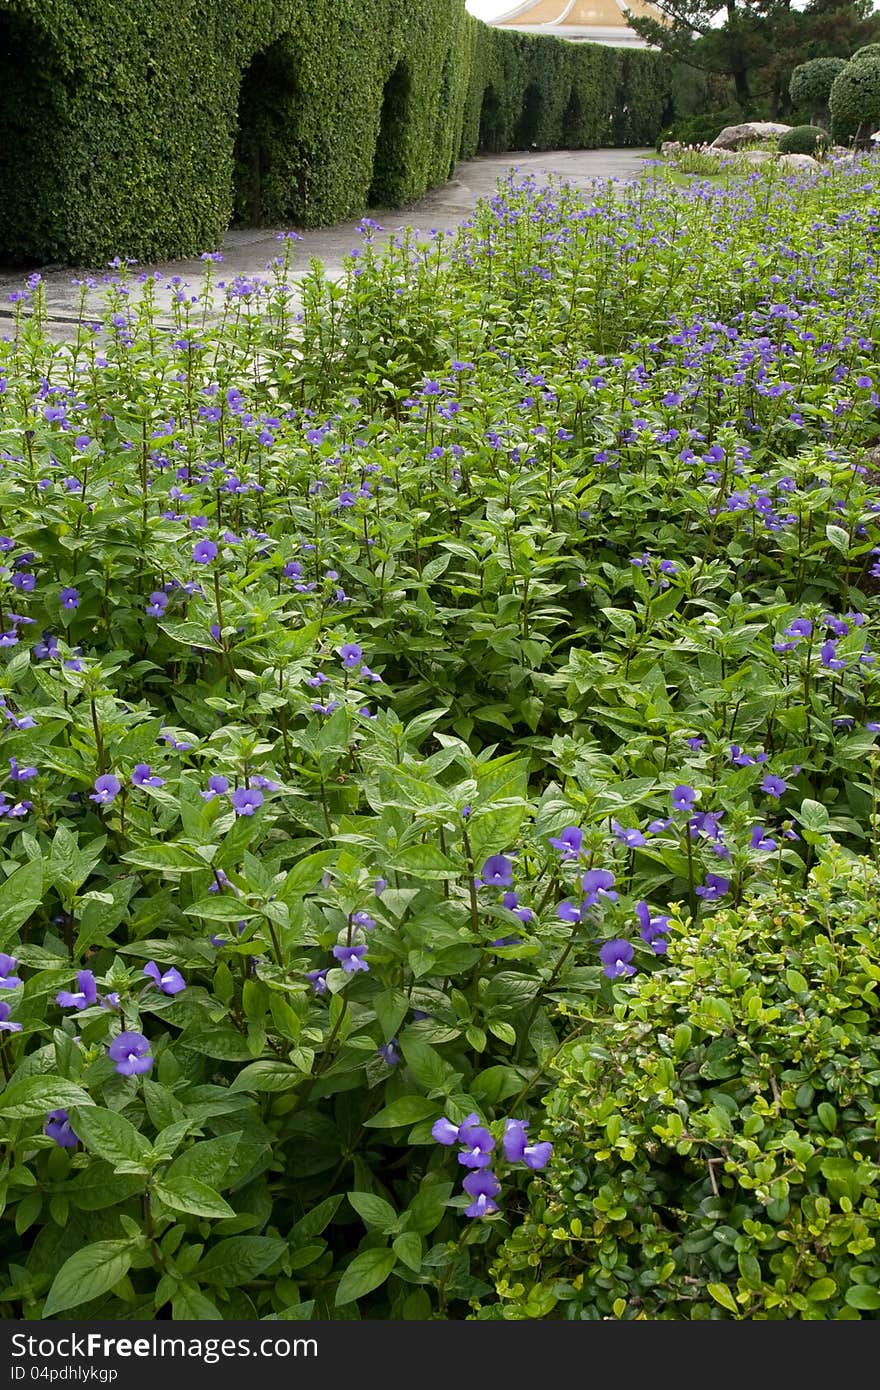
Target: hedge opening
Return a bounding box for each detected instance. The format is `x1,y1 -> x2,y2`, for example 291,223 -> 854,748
233,41 -> 299,225
369,60 -> 412,207
514,83 -> 542,149
478,86 -> 503,153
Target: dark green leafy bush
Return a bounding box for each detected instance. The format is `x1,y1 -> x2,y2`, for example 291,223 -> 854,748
480,849 -> 880,1319
831,53 -> 880,144
778,125 -> 831,155
788,58 -> 845,126
0,0 -> 675,265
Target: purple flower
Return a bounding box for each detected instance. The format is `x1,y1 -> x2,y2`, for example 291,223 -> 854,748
230,787 -> 263,816
647,817 -> 673,833
332,943 -> 369,973
457,1125 -> 495,1169
750,826 -> 777,852
201,774 -> 229,801
340,642 -> 363,668
502,1118 -> 529,1162
145,591 -> 168,617
581,868 -> 617,906
351,911 -> 375,931
56,970 -> 98,1010
107,1031 -> 153,1076
557,899 -> 584,923
59,587 -> 80,610
377,1038 -> 400,1066
306,968 -> 329,995
695,873 -> 730,901
0,953 -> 22,989
143,960 -> 186,995
89,774 -> 121,805
192,539 -> 218,565
432,1116 -> 465,1145
685,736 -> 705,750
9,758 -> 37,781
611,819 -> 647,848
760,774 -> 787,799
0,1001 -> 22,1032
523,1140 -> 553,1170
480,854 -> 514,887
787,618 -> 812,638
635,901 -> 671,954
599,939 -> 636,979
45,1108 -> 78,1148
132,763 -> 164,788
671,784 -> 697,811
463,1168 -> 500,1218
820,639 -> 845,670
548,826 -> 582,859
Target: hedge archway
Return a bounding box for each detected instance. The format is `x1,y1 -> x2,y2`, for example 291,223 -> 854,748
233,39 -> 302,226
478,86 -> 503,154
369,60 -> 412,207
514,83 -> 542,150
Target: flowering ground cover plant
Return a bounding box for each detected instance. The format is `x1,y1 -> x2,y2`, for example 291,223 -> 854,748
0,156 -> 879,1319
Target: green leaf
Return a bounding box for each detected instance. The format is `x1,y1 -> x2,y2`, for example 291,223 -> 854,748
292,1195 -> 344,1242
195,1236 -> 286,1284
825,523 -> 850,554
393,1231 -> 423,1272
817,1102 -> 836,1133
172,1286 -> 223,1320
0,1075 -> 94,1119
335,1247 -> 397,1306
785,968 -> 808,994
229,1061 -> 301,1092
43,1241 -> 133,1316
707,1282 -> 739,1315
152,1177 -> 235,1219
363,1096 -> 438,1128
69,1106 -> 152,1168
405,1177 -> 453,1235
164,1132 -> 241,1189
796,798 -> 831,833
0,858 -> 43,946
807,1277 -> 836,1302
347,1190 -> 398,1232
845,1284 -> 880,1311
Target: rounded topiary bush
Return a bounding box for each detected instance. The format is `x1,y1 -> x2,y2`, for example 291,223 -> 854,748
778,124 -> 831,155
850,43 -> 880,64
789,58 -> 846,125
479,850 -> 880,1320
830,54 -> 880,144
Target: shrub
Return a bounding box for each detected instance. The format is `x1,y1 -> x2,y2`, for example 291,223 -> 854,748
850,43 -> 880,65
830,54 -> 880,144
0,0 -> 677,266
657,106 -> 746,149
480,850 -> 880,1320
778,124 -> 831,155
788,58 -> 846,126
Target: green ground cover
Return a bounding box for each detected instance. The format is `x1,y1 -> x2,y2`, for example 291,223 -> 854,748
0,156 -> 878,1319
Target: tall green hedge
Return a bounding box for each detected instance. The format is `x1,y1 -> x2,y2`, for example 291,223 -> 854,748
0,0 -> 674,265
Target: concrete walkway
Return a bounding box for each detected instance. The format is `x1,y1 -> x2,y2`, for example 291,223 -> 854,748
0,148 -> 654,335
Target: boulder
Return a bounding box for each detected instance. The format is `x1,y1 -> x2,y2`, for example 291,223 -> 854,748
711,121 -> 791,151
777,152 -> 819,171
735,150 -> 775,164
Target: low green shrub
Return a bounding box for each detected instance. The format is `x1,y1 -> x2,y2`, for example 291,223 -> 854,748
479,849 -> 880,1320
778,125 -> 831,156
657,106 -> 747,149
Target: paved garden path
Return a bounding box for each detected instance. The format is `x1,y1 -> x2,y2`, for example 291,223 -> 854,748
0,148 -> 654,336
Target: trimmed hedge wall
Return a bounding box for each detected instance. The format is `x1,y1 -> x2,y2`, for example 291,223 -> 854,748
0,0 -> 675,265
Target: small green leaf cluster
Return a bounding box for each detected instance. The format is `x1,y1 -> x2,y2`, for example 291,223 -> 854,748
481,848 -> 880,1320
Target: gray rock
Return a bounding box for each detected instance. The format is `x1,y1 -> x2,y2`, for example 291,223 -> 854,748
777,152 -> 819,172
735,150 -> 775,165
711,121 -> 792,151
